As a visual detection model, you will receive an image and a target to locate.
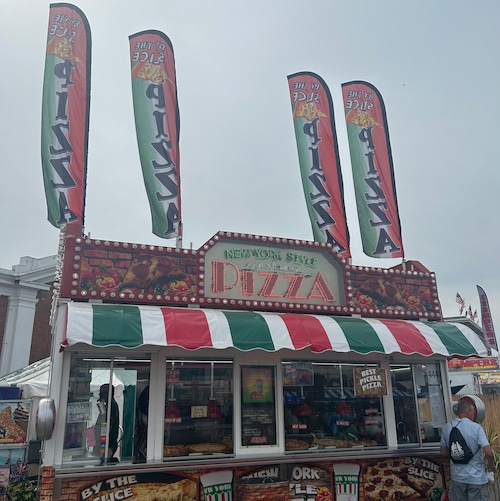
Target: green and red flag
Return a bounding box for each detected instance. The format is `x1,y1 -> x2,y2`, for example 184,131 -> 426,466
477,285 -> 497,351
129,31 -> 181,239
342,81 -> 404,259
287,72 -> 350,258
41,3 -> 91,228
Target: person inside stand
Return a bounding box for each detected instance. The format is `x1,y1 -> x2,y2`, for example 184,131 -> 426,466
440,399 -> 496,501
94,384 -> 119,462
134,385 -> 149,461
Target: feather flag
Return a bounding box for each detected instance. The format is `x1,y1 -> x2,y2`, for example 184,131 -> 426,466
41,3 -> 91,228
129,31 -> 181,239
288,72 -> 350,258
477,285 -> 497,351
342,81 -> 403,258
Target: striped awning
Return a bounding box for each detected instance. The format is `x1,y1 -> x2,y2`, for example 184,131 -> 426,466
64,303 -> 488,357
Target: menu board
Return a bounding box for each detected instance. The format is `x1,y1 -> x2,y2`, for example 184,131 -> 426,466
241,367 -> 276,446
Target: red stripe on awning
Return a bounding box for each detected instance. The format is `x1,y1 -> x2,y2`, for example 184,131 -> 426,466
161,308 -> 213,349
379,319 -> 433,356
281,314 -> 333,352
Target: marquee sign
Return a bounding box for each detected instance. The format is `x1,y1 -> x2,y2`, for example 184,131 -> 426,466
201,233 -> 345,309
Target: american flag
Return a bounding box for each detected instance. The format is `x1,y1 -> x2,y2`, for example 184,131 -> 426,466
468,305 -> 473,318
456,292 -> 465,314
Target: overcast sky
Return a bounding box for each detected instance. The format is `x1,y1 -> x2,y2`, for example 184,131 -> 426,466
1,0 -> 499,335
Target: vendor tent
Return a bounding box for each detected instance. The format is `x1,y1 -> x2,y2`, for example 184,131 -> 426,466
0,357 -> 50,398
0,358 -> 131,400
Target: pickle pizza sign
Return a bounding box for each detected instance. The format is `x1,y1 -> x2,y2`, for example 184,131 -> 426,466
202,234 -> 346,309
354,368 -> 387,396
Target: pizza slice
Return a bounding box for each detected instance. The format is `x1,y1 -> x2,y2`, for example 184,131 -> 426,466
365,474 -> 419,500
0,406 -> 26,441
131,479 -> 196,501
402,459 -> 443,498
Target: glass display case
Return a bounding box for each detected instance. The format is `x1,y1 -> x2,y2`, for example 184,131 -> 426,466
282,361 -> 386,451
163,360 -> 233,458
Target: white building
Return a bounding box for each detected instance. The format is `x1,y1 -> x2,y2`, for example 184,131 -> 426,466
0,256 -> 57,376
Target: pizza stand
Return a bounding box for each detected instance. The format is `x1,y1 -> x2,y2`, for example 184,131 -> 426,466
35,223 -> 489,501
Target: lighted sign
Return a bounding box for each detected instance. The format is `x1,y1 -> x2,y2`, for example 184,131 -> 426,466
202,237 -> 345,307
448,358 -> 498,371
59,225 -> 441,319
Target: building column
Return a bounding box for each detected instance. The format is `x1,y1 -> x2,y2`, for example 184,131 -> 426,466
0,288 -> 39,376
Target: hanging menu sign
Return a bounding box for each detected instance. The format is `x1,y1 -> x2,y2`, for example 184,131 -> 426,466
166,369 -> 180,383
354,368 -> 387,396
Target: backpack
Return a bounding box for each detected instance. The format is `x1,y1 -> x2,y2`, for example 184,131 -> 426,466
448,422 -> 477,464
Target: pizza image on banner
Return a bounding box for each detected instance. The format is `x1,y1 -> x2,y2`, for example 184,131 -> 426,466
362,457 -> 444,500
79,473 -> 197,501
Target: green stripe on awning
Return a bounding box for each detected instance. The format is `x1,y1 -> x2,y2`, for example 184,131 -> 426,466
92,304 -> 144,347
334,317 -> 385,354
223,311 -> 275,351
428,323 -> 478,356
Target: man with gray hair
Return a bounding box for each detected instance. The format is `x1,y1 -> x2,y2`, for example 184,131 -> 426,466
440,399 -> 496,500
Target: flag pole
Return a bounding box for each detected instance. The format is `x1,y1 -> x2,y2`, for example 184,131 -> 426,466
176,221 -> 183,249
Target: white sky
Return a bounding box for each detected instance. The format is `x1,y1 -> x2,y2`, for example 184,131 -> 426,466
1,0 -> 499,336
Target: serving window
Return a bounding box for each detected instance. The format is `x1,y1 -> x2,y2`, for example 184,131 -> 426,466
282,361 -> 386,451
163,360 -> 233,458
391,362 -> 446,446
62,354 -> 151,466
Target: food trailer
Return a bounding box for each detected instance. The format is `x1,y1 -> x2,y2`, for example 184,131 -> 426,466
37,224 -> 488,501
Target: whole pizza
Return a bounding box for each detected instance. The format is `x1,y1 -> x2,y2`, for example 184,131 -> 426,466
163,445 -> 187,457
312,438 -> 348,448
187,443 -> 227,454
363,457 -> 443,500
285,438 -> 310,450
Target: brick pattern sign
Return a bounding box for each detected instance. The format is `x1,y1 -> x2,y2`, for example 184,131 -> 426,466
60,226 -> 198,306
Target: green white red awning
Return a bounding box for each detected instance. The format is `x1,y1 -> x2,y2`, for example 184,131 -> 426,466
64,303 -> 488,357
